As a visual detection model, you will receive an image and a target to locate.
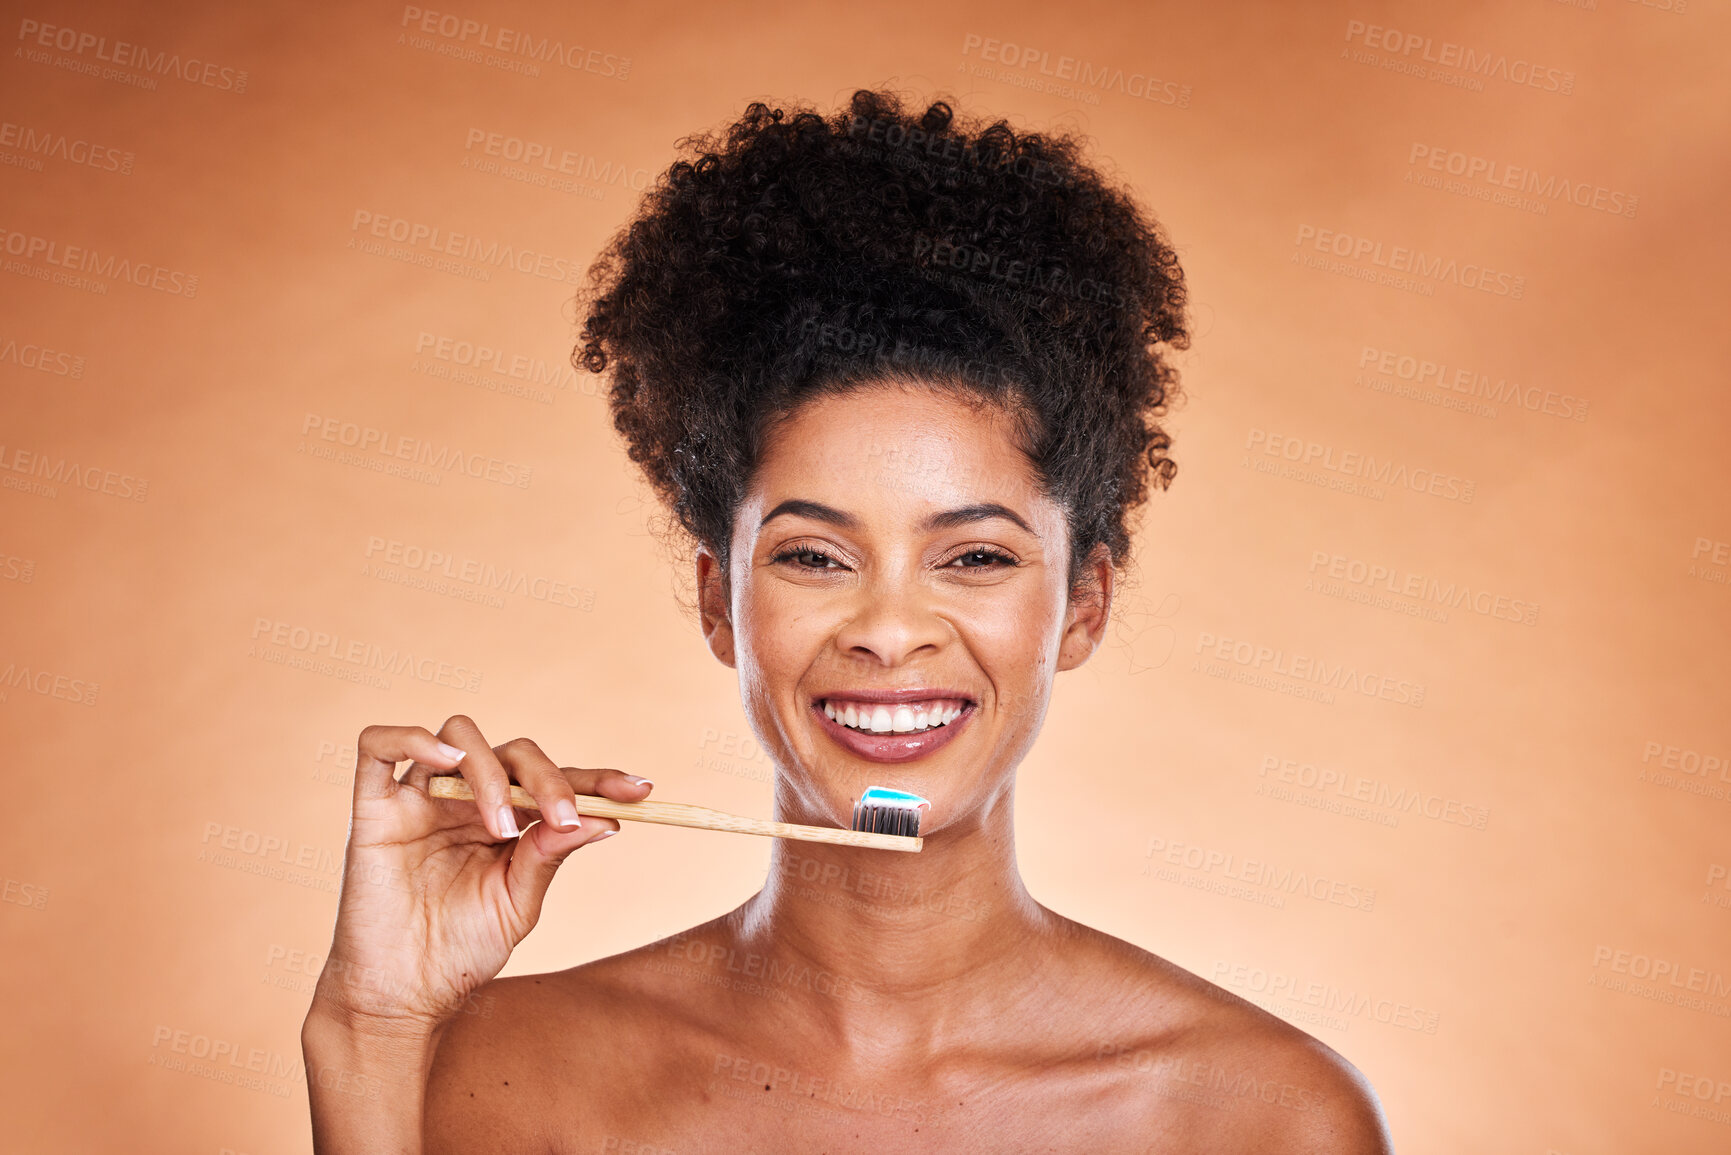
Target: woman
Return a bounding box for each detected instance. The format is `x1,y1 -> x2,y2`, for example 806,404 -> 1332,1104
302,89 -> 1393,1152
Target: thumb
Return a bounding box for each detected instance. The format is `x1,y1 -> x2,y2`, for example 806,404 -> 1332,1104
503,816 -> 616,929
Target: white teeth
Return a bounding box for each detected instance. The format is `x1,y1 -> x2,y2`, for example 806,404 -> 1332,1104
824,699 -> 966,734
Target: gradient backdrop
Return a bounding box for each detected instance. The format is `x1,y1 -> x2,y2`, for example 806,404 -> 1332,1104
2,1 -> 1728,1152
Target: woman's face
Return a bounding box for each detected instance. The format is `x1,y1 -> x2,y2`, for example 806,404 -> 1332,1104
697,380 -> 1112,835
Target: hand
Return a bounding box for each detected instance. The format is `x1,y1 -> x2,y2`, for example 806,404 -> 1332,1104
307,715 -> 654,1034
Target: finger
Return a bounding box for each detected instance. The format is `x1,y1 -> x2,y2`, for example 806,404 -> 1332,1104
433,715 -> 520,841
354,724 -> 467,803
504,814 -> 618,927
494,737 -> 588,833
399,756 -> 442,792
559,765 -> 656,806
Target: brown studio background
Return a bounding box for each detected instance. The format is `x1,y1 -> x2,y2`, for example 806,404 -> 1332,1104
2,0 -> 1728,1151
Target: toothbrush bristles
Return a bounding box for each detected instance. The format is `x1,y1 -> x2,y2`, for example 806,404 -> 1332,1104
850,786 -> 931,838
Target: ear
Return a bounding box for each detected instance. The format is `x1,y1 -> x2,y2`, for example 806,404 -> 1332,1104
695,543 -> 737,668
1056,543 -> 1114,672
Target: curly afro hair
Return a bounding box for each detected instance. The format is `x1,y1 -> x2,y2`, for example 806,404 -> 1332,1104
578,88 -> 1189,590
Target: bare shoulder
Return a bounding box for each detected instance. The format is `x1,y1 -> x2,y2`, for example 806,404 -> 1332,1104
1193,1007 -> 1393,1153
421,969 -> 595,1155
424,924 -> 731,1154
1063,921 -> 1394,1153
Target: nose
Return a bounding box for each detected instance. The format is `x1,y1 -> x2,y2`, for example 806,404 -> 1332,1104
831,572 -> 948,667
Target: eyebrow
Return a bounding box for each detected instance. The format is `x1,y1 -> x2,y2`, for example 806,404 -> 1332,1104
757,499 -> 1034,535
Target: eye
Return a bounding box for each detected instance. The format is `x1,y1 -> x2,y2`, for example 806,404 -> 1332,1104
770,544 -> 847,570
945,547 -> 1018,569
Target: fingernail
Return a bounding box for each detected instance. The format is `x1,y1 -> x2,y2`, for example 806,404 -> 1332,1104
497,806 -> 520,838
593,830 -> 616,841
626,776 -> 653,788
552,800 -> 582,830
437,742 -> 466,763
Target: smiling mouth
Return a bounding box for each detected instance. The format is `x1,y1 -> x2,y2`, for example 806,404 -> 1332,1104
817,697 -> 971,735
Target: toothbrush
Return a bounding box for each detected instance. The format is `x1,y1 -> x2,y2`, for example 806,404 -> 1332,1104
427,779 -> 928,852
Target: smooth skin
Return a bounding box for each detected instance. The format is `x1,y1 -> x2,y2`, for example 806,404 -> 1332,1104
303,380 -> 1394,1153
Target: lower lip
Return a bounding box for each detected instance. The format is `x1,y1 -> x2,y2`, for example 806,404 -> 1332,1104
812,702 -> 973,763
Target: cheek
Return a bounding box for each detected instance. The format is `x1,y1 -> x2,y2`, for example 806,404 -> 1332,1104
967,587 -> 1065,673
735,583 -> 822,685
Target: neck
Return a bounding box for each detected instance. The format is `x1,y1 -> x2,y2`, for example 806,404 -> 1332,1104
727,783 -> 1055,1056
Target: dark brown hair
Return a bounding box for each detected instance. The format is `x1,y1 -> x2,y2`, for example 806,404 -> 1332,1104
578,88 -> 1189,587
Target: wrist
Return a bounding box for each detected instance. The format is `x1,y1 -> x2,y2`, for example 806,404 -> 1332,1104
303,995 -> 447,1053
301,995 -> 444,1152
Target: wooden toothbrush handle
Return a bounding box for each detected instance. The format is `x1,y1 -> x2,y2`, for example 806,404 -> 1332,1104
426,777 -> 922,852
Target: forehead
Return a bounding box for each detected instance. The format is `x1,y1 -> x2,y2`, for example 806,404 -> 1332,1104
748,380 -> 1043,514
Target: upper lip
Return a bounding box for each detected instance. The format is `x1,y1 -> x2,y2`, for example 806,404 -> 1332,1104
814,688 -> 976,705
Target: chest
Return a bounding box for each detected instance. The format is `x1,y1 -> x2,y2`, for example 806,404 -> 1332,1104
549,1052 -> 1155,1155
